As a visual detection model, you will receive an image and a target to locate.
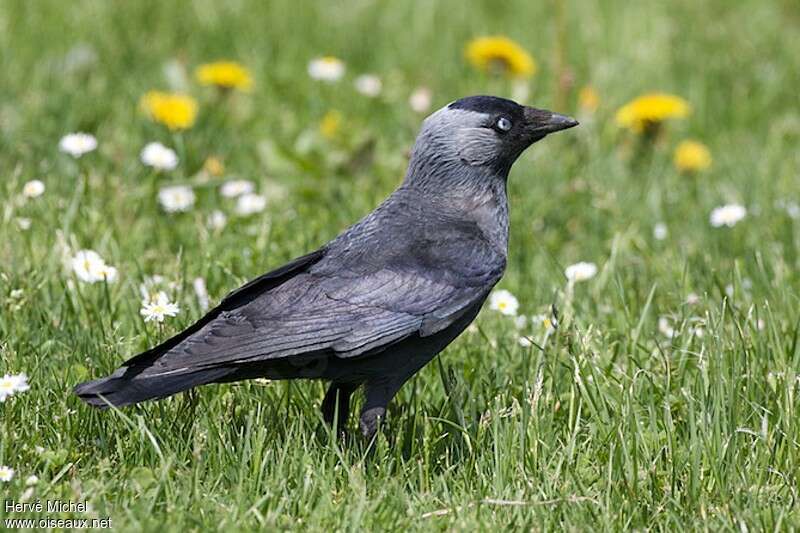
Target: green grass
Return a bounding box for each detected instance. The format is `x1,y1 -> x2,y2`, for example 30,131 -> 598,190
2,0 -> 800,530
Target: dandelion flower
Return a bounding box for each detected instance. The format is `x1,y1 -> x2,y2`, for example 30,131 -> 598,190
489,289 -> 519,316
208,210 -> 227,230
158,185 -> 195,213
195,61 -> 253,91
354,74 -> 382,97
22,180 -> 45,198
615,93 -> 690,133
140,291 -> 180,323
71,250 -> 117,283
409,87 -> 432,113
465,36 -> 536,78
203,156 -> 225,177
0,466 -> 14,482
578,86 -> 600,113
710,204 -> 746,227
236,193 -> 267,216
565,261 -> 598,283
59,133 -> 97,158
140,142 -> 179,171
220,179 -> 255,198
674,140 -> 712,173
141,91 -> 198,130
0,373 -> 29,402
307,56 -> 345,82
319,110 -> 342,139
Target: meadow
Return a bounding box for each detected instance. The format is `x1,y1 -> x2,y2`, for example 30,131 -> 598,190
2,0 -> 800,530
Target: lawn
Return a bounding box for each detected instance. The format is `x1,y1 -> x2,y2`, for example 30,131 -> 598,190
2,0 -> 800,530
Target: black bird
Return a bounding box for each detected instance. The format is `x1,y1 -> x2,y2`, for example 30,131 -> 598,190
74,95 -> 578,440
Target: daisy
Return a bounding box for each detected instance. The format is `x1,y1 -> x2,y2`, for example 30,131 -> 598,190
710,204 -> 746,227
140,142 -> 179,171
193,277 -> 210,311
59,133 -> 97,158
489,289 -> 519,316
158,185 -> 195,213
658,317 -> 676,339
236,193 -> 267,216
71,250 -> 117,283
653,222 -> 668,240
22,180 -> 45,198
354,74 -> 382,97
0,466 -> 14,482
220,179 -> 255,198
0,373 -> 29,402
409,87 -> 432,113
17,218 -> 31,230
565,262 -> 598,283
307,56 -> 345,82
140,291 -> 180,323
25,475 -> 39,486
208,210 -> 227,230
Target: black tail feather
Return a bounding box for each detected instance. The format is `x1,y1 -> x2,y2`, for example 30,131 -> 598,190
73,367 -> 235,408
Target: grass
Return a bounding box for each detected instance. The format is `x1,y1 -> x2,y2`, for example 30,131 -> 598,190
1,0 -> 800,530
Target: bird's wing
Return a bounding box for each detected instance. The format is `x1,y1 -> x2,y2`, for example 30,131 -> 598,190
125,208 -> 504,376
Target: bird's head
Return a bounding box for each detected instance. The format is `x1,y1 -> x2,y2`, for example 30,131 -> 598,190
407,95 -> 578,183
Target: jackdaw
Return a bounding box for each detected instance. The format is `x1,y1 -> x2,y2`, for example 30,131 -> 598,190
74,95 -> 578,440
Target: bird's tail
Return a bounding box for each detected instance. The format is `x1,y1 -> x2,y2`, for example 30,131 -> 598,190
73,366 -> 235,408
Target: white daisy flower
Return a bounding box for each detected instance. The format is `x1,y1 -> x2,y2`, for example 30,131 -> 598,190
158,185 -> 195,213
0,466 -> 14,482
354,74 -> 382,97
785,202 -> 800,220
193,277 -> 210,311
531,313 -> 556,331
409,87 -> 432,113
59,132 -> 97,158
17,218 -> 32,230
25,475 -> 39,486
71,250 -> 117,283
140,142 -> 179,171
653,222 -> 667,240
22,180 -> 45,198
307,56 -> 345,82
207,210 -> 227,230
0,373 -> 29,402
686,293 -> 700,305
710,204 -> 746,227
220,179 -> 255,198
518,336 -> 533,348
235,193 -> 267,216
658,317 -> 676,339
489,289 -> 519,316
140,291 -> 180,323
565,262 -> 598,283
513,315 -> 527,329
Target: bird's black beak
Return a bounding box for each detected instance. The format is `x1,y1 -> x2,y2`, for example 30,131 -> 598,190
523,106 -> 579,136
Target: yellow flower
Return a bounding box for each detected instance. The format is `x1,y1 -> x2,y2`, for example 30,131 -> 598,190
578,86 -> 600,113
465,36 -> 536,79
319,110 -> 342,139
615,93 -> 690,133
674,140 -> 712,172
195,61 -> 253,91
141,91 -> 198,130
203,156 -> 225,177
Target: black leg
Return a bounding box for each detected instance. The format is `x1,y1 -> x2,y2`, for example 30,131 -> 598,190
359,379 -> 403,442
321,382 -> 357,434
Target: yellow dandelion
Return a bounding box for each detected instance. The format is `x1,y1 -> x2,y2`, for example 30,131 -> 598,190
674,140 -> 712,172
203,156 -> 225,177
195,61 -> 253,91
578,86 -> 600,113
615,93 -> 690,133
465,36 -> 536,79
140,91 -> 198,130
319,110 -> 342,139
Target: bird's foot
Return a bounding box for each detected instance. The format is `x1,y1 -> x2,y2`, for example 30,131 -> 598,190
359,406 -> 385,443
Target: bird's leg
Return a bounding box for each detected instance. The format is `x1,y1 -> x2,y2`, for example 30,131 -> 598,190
321,382 -> 357,434
359,380 -> 402,443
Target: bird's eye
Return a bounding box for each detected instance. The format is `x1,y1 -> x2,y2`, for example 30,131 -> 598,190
495,117 -> 512,132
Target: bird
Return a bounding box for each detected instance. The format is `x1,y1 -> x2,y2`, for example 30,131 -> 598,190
74,95 -> 578,440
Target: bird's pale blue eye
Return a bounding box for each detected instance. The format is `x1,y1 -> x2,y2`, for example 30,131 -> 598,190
496,117 -> 512,132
